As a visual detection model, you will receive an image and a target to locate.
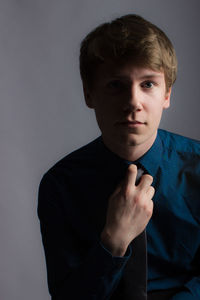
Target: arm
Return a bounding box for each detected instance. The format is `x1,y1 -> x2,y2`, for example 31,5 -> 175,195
38,173 -> 131,300
170,277 -> 200,300
38,165 -> 154,299
171,291 -> 197,300
160,237 -> 200,298
171,233 -> 200,299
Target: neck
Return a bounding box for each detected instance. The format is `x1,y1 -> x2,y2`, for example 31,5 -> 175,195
102,132 -> 157,162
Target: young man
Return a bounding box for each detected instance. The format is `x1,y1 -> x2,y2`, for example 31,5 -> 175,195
38,15 -> 200,299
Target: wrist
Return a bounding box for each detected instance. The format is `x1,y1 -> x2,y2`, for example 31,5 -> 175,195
100,229 -> 128,257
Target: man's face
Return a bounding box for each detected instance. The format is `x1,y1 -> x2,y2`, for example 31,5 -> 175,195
84,62 -> 171,154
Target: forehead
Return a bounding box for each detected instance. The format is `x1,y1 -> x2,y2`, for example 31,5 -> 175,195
94,61 -> 165,83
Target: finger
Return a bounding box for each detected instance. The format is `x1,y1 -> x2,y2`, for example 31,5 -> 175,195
124,164 -> 138,187
148,199 -> 154,217
121,164 -> 137,195
147,185 -> 155,199
138,174 -> 153,190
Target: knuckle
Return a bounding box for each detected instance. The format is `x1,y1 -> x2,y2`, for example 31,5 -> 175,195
143,174 -> 153,182
146,208 -> 153,218
146,174 -> 153,182
139,198 -> 154,212
141,203 -> 148,210
145,202 -> 153,217
149,186 -> 155,194
133,193 -> 142,203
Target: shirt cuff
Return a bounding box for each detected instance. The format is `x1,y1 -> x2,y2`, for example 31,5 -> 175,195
171,290 -> 196,300
86,240 -> 132,276
99,241 -> 132,259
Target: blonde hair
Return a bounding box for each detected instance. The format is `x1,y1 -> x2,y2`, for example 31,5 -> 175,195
80,14 -> 177,91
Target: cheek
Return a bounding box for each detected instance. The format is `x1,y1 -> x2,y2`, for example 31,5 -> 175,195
94,104 -> 112,126
146,102 -> 165,120
97,99 -> 118,116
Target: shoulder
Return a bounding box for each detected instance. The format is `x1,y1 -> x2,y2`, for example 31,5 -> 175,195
38,136 -> 103,215
158,129 -> 200,156
158,129 -> 200,178
40,136 -> 102,185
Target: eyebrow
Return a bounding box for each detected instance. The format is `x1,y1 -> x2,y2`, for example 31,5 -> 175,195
110,74 -> 163,80
138,74 -> 163,80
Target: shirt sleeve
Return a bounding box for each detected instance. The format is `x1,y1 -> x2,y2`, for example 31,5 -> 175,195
170,277 -> 200,299
176,239 -> 200,299
170,288 -> 198,300
37,173 -> 131,300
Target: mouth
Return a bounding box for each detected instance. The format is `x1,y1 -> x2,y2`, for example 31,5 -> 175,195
117,120 -> 146,127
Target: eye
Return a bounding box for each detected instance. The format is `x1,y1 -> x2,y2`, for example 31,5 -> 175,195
106,80 -> 126,91
141,81 -> 155,89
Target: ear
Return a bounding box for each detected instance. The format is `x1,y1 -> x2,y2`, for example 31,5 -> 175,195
163,87 -> 172,109
83,83 -> 94,109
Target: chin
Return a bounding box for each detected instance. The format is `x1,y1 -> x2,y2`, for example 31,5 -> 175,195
120,131 -> 155,147
127,138 -> 144,147
117,133 -> 142,146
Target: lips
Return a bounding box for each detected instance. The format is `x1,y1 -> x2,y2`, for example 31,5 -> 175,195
116,119 -> 146,129
119,120 -> 145,125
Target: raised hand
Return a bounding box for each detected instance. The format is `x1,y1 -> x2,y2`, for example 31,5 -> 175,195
101,164 -> 154,256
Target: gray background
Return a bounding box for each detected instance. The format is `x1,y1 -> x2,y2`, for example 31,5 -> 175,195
1,0 -> 199,299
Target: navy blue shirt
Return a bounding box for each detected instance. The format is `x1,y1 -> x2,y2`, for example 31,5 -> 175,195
38,129 -> 200,299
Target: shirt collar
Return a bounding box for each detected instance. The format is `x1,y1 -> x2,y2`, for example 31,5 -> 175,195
135,131 -> 163,177
97,130 -> 163,177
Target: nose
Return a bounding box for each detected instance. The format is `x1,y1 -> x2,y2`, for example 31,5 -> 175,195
123,84 -> 143,112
